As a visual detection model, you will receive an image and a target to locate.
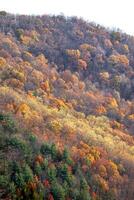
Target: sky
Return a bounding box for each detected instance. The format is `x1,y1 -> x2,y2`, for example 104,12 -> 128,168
0,0 -> 134,36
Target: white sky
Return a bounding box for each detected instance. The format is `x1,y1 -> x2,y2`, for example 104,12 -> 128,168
0,0 -> 134,35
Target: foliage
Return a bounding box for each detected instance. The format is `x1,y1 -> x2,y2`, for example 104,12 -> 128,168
0,13 -> 134,200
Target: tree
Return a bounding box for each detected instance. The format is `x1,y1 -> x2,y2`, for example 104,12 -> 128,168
22,164 -> 34,183
62,148 -> 72,164
79,177 -> 91,200
0,113 -> 17,133
51,181 -> 65,200
51,144 -> 58,160
34,162 -> 42,176
48,165 -> 57,182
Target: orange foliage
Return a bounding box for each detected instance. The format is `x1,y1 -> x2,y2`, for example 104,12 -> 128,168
15,103 -> 31,117
86,92 -> 97,101
128,114 -> 134,121
28,181 -> 37,191
49,96 -> 68,109
78,59 -> 87,70
35,155 -> 44,164
41,80 -> 50,93
27,91 -> 36,99
95,105 -> 107,115
72,141 -> 100,164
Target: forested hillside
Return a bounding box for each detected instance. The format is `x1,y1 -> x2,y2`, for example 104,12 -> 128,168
0,12 -> 134,200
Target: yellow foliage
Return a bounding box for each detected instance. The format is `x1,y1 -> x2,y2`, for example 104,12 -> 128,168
87,154 -> 95,163
99,178 -> 109,191
99,72 -> 110,80
107,97 -> 118,109
122,44 -> 129,53
47,120 -> 62,134
79,141 -> 100,163
108,54 -> 129,66
128,114 -> 134,121
2,66 -> 25,82
98,165 -> 107,178
20,30 -> 39,45
0,57 -> 6,68
92,175 -> 109,192
20,35 -> 31,45
79,43 -> 90,51
66,49 -> 81,59
30,30 -> 40,41
107,161 -> 118,176
16,103 -> 31,115
36,54 -> 48,67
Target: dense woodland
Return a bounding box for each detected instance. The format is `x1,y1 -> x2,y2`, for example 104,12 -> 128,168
0,12 -> 134,200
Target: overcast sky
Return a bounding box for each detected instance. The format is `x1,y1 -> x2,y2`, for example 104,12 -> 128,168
0,0 -> 134,35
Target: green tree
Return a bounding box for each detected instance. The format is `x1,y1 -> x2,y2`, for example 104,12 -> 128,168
79,177 -> 91,200
62,148 -> 72,164
51,144 -> 58,160
34,162 -> 42,176
48,165 -> 57,182
51,181 -> 65,200
22,164 -> 33,182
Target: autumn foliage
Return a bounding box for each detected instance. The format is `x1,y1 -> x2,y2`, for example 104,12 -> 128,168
0,13 -> 134,200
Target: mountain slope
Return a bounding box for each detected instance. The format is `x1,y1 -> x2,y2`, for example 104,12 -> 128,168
0,12 -> 134,200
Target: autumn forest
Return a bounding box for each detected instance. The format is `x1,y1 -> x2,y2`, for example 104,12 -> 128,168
0,12 -> 134,200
